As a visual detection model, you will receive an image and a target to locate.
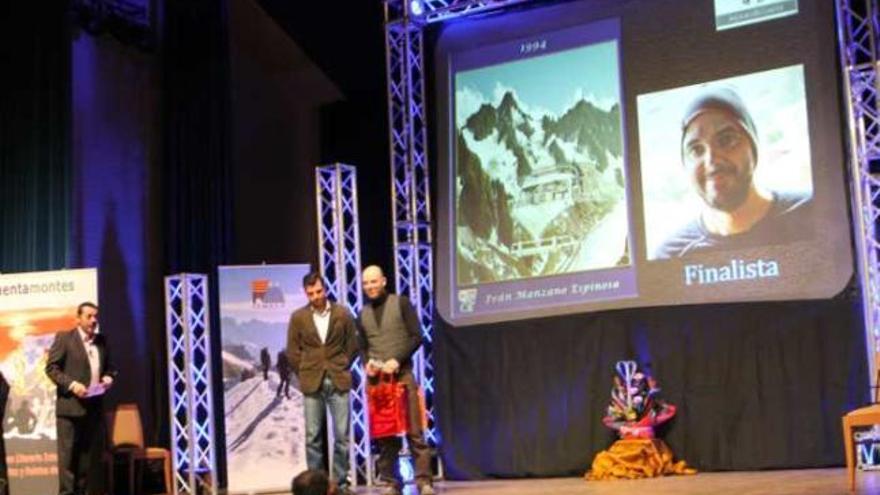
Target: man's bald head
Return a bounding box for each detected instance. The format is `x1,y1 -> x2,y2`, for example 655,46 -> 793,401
363,265 -> 384,279
362,265 -> 387,301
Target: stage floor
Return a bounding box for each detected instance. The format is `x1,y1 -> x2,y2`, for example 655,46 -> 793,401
347,468 -> 880,495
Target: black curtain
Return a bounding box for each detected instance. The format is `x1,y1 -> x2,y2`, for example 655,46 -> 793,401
161,0 -> 233,274
435,293 -> 868,478
161,0 -> 234,486
0,1 -> 72,273
320,99 -> 395,272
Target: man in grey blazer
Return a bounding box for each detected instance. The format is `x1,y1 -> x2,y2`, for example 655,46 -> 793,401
359,265 -> 434,495
45,302 -> 116,495
286,272 -> 358,495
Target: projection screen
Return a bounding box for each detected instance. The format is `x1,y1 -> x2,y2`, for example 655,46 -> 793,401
433,0 -> 852,326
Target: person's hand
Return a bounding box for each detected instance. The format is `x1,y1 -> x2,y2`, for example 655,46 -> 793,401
101,375 -> 114,388
70,381 -> 87,398
366,360 -> 381,378
381,359 -> 400,375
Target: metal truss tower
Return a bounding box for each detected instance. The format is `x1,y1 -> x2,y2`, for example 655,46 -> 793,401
384,0 -> 436,450
315,163 -> 372,485
383,0 -> 534,465
164,273 -> 217,495
317,164 -> 364,313
838,0 -> 880,391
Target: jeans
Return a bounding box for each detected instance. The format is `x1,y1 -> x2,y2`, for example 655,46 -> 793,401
304,374 -> 351,487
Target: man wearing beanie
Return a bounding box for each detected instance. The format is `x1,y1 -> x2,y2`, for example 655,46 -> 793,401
654,86 -> 811,258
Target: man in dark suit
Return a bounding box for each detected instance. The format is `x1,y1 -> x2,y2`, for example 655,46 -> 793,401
0,371 -> 8,495
359,265 -> 433,495
45,302 -> 115,495
286,272 -> 358,495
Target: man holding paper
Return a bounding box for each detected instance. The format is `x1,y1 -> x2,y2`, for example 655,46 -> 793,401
45,302 -> 116,495
0,371 -> 8,495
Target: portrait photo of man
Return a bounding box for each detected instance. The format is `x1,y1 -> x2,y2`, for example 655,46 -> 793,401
638,65 -> 814,259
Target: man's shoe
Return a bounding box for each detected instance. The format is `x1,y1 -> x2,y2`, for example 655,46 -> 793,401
418,483 -> 436,495
381,486 -> 402,495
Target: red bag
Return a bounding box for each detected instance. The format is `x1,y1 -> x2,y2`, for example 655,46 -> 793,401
367,373 -> 408,439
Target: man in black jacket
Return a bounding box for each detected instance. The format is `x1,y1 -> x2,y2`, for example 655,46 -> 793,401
358,266 -> 433,495
0,371 -> 8,495
45,302 -> 116,495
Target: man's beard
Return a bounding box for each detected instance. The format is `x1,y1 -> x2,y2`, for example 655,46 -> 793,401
698,162 -> 752,212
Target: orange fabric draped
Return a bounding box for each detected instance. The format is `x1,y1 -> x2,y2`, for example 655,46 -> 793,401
585,438 -> 696,481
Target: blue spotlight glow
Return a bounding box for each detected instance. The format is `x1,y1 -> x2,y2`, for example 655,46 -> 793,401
410,0 -> 424,16
399,455 -> 415,482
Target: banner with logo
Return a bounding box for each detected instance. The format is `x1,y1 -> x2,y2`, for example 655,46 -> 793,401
0,268 -> 98,495
218,264 -> 310,494
715,0 -> 798,31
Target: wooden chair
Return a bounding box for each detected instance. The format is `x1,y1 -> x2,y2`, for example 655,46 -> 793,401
107,403 -> 173,495
842,352 -> 880,491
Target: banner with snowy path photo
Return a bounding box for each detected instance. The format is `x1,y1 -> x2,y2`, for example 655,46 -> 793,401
218,264 -> 310,494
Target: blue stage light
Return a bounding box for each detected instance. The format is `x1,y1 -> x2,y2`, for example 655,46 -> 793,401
410,0 -> 424,16
399,455 -> 415,482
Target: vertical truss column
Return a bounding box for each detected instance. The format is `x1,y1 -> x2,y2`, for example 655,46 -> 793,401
165,273 -> 217,495
383,0 -> 546,459
316,163 -> 371,485
839,0 -> 880,387
385,2 -> 439,453
317,164 -> 364,309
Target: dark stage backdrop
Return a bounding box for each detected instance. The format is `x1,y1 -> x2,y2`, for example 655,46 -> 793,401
70,26 -> 162,454
162,0 -> 234,276
228,0 -> 343,268
0,1 -> 72,273
435,293 -> 869,477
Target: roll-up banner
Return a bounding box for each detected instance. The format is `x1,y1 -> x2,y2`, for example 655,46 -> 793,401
218,264 -> 310,494
1,268 -> 98,495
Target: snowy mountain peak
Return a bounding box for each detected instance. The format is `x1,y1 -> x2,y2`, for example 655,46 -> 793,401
465,103 -> 498,141
498,90 -> 522,114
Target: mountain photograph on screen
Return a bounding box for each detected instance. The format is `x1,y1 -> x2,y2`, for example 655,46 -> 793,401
454,40 -> 630,286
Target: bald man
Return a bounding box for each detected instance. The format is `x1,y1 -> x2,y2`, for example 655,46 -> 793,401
358,266 -> 433,495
